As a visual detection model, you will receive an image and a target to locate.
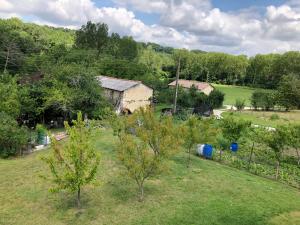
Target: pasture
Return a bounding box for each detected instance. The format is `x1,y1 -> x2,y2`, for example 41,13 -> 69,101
213,84 -> 264,106
222,110 -> 300,127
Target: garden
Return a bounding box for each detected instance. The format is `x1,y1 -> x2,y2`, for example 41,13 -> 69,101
1,110 -> 300,225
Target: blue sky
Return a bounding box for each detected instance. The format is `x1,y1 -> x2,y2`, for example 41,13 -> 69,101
93,0 -> 287,25
1,0 -> 300,55
212,0 -> 285,11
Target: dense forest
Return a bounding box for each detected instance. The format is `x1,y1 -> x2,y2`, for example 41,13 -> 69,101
2,18 -> 300,88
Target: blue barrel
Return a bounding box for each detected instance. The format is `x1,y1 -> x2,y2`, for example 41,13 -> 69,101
230,143 -> 238,152
203,144 -> 213,159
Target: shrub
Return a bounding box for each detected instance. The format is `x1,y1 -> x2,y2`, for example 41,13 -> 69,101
220,116 -> 251,143
276,74 -> 300,111
251,91 -> 276,111
235,99 -> 245,111
157,86 -> 225,111
208,89 -> 225,108
36,124 -> 47,145
270,114 -> 280,121
0,112 -> 28,158
156,88 -> 174,104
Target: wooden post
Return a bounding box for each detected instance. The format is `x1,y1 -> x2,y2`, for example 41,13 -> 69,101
173,57 -> 181,114
248,142 -> 255,169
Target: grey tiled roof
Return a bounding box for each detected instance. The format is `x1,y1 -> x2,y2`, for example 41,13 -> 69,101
96,76 -> 141,92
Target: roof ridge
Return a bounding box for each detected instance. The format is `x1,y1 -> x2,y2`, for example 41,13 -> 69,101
168,79 -> 212,91
97,75 -> 141,83
177,79 -> 209,84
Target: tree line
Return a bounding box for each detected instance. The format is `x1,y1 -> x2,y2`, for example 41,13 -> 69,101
2,18 -> 300,89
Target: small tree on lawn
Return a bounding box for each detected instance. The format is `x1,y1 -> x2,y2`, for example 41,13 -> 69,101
116,107 -> 181,201
182,116 -> 201,167
216,135 -> 230,161
246,127 -> 265,169
181,117 -> 218,166
42,112 -> 100,208
263,125 -> 289,179
220,117 -> 251,144
235,98 -> 245,111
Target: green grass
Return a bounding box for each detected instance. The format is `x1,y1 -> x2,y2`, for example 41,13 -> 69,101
1,129 -> 300,225
223,110 -> 300,127
213,84 -> 264,106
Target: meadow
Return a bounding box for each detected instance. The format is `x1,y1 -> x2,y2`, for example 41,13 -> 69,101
213,84 -> 264,106
1,129 -> 300,225
223,110 -> 300,127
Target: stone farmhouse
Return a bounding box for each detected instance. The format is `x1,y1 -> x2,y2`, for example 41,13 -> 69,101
96,76 -> 153,114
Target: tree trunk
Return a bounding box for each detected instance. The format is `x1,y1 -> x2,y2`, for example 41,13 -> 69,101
187,149 -> 191,168
248,142 -> 255,169
4,47 -> 10,73
139,182 -> 144,202
77,187 -> 81,208
173,57 -> 181,114
275,161 -> 280,180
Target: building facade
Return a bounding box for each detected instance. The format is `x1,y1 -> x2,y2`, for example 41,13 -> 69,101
97,76 -> 153,114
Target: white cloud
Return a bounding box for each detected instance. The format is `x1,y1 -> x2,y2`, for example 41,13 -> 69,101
113,0 -> 169,13
0,0 -> 300,55
0,0 -> 13,11
264,5 -> 300,41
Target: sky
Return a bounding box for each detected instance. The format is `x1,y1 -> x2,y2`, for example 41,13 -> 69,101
0,0 -> 300,55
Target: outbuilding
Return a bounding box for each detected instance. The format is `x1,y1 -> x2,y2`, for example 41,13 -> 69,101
96,76 -> 153,114
168,79 -> 214,95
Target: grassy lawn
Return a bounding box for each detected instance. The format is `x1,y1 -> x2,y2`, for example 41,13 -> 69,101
1,129 -> 300,225
213,84 -> 264,106
223,110 -> 300,127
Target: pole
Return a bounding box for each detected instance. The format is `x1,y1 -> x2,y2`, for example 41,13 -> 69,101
173,57 -> 181,114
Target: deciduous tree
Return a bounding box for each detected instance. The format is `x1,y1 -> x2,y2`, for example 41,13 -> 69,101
75,21 -> 109,56
42,112 -> 100,208
182,116 -> 201,167
116,108 -> 181,201
262,125 -> 289,179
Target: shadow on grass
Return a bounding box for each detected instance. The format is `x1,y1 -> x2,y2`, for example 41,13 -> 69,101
103,173 -> 168,203
49,191 -> 99,223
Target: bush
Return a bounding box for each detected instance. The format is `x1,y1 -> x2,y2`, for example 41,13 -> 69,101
0,112 -> 28,158
208,89 -> 225,108
36,124 -> 47,145
270,114 -> 280,121
276,74 -> 300,111
156,88 -> 174,104
251,91 -> 276,111
235,99 -> 245,111
157,86 -> 224,111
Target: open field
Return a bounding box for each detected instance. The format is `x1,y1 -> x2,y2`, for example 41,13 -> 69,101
213,84 -> 265,106
1,129 -> 300,225
223,110 -> 300,127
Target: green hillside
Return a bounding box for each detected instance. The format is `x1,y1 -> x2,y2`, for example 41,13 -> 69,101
0,17 -> 74,47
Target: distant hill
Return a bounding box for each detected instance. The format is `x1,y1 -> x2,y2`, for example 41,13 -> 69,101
0,18 -> 194,54
0,18 -> 75,47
